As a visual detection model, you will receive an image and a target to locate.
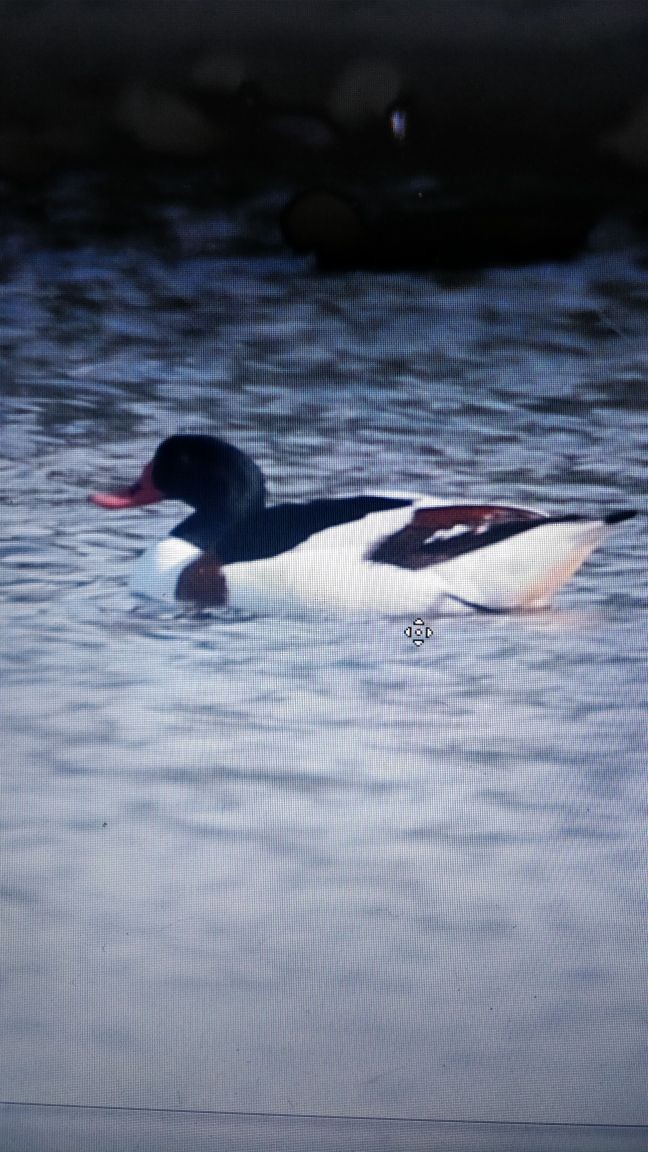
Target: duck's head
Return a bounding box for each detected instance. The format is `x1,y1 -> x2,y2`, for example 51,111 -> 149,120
89,434 -> 266,523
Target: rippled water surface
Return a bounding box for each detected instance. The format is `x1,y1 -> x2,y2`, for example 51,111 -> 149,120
1,192 -> 647,1136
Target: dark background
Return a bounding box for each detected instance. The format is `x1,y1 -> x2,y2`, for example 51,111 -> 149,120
1,0 -> 647,190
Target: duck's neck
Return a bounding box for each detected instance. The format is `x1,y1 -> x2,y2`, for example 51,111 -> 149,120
172,452 -> 266,551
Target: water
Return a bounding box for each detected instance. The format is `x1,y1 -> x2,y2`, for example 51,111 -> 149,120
1,190 -> 647,1139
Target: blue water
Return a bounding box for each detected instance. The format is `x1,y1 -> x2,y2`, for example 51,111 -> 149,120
1,193 -> 647,1137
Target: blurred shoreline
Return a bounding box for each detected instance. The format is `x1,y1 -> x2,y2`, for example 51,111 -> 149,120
1,1 -> 648,187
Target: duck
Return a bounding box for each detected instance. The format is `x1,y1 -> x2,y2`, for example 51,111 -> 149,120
89,434 -> 635,615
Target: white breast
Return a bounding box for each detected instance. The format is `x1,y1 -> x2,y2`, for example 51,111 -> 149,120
132,537 -> 202,603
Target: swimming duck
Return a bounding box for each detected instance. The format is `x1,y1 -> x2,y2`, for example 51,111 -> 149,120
89,434 -> 634,614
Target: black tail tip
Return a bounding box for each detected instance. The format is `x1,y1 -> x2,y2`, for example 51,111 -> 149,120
604,509 -> 638,525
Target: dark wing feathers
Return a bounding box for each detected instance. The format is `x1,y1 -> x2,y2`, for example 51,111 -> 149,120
201,495 -> 412,562
209,495 -> 408,562
369,505 -> 548,569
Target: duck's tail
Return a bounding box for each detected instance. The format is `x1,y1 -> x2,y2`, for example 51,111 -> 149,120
439,510 -> 636,612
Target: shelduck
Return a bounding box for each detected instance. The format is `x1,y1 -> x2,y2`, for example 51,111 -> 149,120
89,434 -> 635,614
